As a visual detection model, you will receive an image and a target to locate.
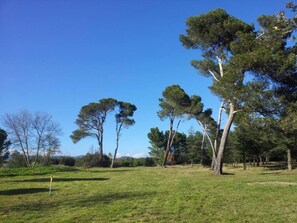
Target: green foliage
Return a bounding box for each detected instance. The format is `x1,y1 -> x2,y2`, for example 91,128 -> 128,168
169,131 -> 187,164
115,102 -> 137,128
180,6 -> 297,174
0,128 -> 10,166
112,101 -> 137,167
71,98 -> 118,162
144,157 -> 155,166
180,8 -> 253,52
75,153 -> 111,168
157,85 -> 193,167
71,98 -> 118,143
157,85 -> 191,121
121,157 -> 135,167
148,126 -> 213,165
180,8 -> 254,101
148,127 -> 166,166
58,156 -> 76,167
7,150 -> 27,168
110,157 -> 156,167
185,130 -> 212,165
231,7 -> 297,168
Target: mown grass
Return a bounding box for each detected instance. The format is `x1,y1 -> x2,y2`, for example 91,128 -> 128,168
1,165 -> 297,222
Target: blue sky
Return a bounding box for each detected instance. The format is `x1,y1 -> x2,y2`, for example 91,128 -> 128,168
0,0 -> 288,157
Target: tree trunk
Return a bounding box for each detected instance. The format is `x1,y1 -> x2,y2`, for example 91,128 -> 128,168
287,148 -> 293,171
212,101 -> 224,169
256,156 -> 260,167
213,102 -> 235,175
200,133 -> 205,165
99,130 -> 103,164
32,142 -> 41,167
22,139 -> 32,168
211,153 -> 216,169
111,142 -> 118,168
260,156 -> 264,166
163,119 -> 180,167
197,120 -> 216,169
162,120 -> 173,167
242,148 -> 247,171
21,149 -> 31,168
111,152 -> 116,168
214,101 -> 224,150
111,129 -> 120,168
265,157 -> 269,164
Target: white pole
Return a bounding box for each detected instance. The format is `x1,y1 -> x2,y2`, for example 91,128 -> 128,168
49,175 -> 53,195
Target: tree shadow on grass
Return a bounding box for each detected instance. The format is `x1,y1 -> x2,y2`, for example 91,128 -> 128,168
263,162 -> 288,170
0,172 -> 53,178
0,167 -> 79,177
260,171 -> 282,175
11,177 -> 110,183
2,191 -> 158,212
222,172 -> 235,176
0,188 -> 57,195
80,191 -> 158,205
84,169 -> 136,173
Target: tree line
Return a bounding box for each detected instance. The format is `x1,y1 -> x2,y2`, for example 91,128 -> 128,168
0,99 -> 137,169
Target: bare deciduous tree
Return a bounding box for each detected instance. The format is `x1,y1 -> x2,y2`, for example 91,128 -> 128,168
2,110 -> 62,168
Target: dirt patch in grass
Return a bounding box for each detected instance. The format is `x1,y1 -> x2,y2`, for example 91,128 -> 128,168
248,181 -> 297,186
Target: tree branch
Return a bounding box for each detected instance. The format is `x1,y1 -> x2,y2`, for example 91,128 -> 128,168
216,56 -> 224,78
197,120 -> 216,160
208,70 -> 220,82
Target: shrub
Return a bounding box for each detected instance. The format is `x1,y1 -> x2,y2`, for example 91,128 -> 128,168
59,156 -> 75,167
8,150 -> 27,168
75,152 -> 111,168
121,157 -> 134,167
144,157 -> 156,166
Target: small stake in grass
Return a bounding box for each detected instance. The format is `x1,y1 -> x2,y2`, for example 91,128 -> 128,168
49,175 -> 53,196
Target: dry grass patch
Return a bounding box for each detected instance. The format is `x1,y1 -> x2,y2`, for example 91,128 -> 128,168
248,181 -> 297,186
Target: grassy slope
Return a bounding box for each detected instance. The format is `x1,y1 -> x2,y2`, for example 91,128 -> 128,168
1,165 -> 297,223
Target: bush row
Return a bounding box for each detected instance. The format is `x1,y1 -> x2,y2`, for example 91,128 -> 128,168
5,151 -> 156,168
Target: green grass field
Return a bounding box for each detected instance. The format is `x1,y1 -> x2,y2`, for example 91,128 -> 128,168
1,165 -> 297,222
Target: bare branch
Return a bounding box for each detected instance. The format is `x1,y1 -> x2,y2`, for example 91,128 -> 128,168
197,119 -> 216,160
208,69 -> 220,82
216,56 -> 224,78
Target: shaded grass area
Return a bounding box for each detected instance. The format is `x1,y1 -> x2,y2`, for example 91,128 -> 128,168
1,165 -> 297,222
0,165 -> 78,177
11,177 -> 110,182
0,188 -> 58,195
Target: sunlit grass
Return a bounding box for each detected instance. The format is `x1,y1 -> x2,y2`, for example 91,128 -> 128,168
1,165 -> 297,222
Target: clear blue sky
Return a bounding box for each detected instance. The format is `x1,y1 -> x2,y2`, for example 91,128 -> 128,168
0,0 -> 288,157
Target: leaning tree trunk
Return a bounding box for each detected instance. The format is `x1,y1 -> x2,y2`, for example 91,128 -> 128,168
97,131 -> 103,165
162,120 -> 173,167
111,124 -> 123,168
200,133 -> 206,165
211,153 -> 216,170
213,102 -> 236,175
111,140 -> 119,168
212,101 -> 224,169
287,148 -> 292,171
163,119 -> 180,167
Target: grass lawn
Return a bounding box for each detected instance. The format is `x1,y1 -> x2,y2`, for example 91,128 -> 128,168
1,165 -> 297,222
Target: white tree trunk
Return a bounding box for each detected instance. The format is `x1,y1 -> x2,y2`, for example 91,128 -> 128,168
213,102 -> 236,175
